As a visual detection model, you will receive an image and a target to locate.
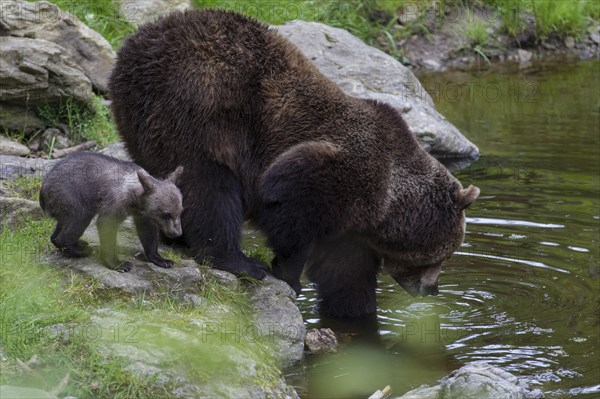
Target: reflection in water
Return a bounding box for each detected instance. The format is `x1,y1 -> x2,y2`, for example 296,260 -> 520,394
288,61 -> 600,399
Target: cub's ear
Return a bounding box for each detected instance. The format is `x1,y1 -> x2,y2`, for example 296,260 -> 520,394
137,170 -> 157,193
457,185 -> 480,210
167,166 -> 184,184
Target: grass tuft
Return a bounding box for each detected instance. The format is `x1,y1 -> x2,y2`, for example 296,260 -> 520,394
36,95 -> 119,148
3,175 -> 43,201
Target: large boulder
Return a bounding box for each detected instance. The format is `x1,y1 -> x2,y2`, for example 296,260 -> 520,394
0,36 -> 92,107
274,22 -> 479,158
1,0 -> 116,93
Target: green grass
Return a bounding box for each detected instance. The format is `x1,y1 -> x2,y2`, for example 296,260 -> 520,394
463,10 -> 491,47
486,0 -> 598,39
3,175 -> 43,201
46,0 -> 135,48
0,216 -> 281,398
193,0 -> 407,50
36,95 -> 119,148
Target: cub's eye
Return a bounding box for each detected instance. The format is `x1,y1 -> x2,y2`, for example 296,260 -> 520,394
161,213 -> 171,220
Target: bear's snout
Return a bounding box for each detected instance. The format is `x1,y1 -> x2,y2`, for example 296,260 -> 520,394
393,262 -> 442,297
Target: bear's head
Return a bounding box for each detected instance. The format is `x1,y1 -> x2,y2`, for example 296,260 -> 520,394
367,158 -> 479,297
137,166 -> 185,239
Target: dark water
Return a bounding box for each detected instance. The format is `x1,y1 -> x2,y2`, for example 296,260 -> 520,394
278,61 -> 599,398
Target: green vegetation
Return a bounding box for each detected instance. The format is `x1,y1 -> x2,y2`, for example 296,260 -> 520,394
487,0 -> 598,39
0,216 -> 279,398
3,175 -> 42,201
463,11 -> 491,47
48,0 -> 135,47
37,95 -> 119,148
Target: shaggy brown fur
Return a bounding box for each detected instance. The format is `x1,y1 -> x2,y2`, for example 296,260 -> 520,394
109,9 -> 479,317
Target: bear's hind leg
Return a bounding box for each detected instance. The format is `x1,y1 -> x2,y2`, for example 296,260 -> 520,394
181,162 -> 267,280
306,235 -> 381,318
51,214 -> 94,258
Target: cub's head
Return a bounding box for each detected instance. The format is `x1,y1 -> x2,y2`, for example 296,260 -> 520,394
367,159 -> 479,297
137,166 -> 184,238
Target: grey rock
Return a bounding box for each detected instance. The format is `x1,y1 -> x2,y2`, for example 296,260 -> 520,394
0,104 -> 46,136
90,308 -> 300,399
182,293 -> 203,307
43,248 -> 203,295
517,49 -> 533,64
0,36 -> 92,107
99,141 -> 132,162
564,36 -> 576,49
42,128 -> 71,151
26,354 -> 40,367
422,59 -> 443,72
590,32 -> 600,45
125,362 -> 170,385
273,21 -> 479,158
305,328 -> 338,353
120,0 -> 191,26
0,136 -> 30,156
1,0 -> 116,92
248,276 -> 306,367
0,154 -> 58,179
396,363 -> 544,399
0,344 -> 7,362
0,197 -> 43,232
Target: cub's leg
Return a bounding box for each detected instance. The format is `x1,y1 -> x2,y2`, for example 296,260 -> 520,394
133,215 -> 173,268
51,214 -> 94,258
306,236 -> 381,318
97,214 -> 130,272
180,162 -> 267,279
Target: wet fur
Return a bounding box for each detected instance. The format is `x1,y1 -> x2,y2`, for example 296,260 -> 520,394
40,152 -> 183,272
109,10 -> 478,317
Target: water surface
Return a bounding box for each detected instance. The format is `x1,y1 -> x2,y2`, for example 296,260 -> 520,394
250,61 -> 600,398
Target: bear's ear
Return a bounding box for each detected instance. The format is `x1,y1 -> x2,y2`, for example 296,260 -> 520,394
457,185 -> 480,210
137,169 -> 157,193
167,166 -> 184,184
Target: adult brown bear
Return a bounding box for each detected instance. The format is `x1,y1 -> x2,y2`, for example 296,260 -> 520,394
109,9 -> 479,318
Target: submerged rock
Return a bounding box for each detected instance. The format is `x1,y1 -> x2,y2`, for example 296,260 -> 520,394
397,363 -> 544,399
274,21 -> 479,158
305,328 -> 338,353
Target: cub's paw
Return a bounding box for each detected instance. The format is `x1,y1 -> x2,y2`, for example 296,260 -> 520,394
62,242 -> 93,258
115,261 -> 133,273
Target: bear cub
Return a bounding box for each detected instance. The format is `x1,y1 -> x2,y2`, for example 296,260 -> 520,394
40,152 -> 184,272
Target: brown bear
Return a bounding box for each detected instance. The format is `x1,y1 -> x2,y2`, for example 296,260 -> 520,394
109,9 -> 479,318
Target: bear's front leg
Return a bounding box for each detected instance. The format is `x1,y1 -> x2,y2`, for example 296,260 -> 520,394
134,215 -> 174,268
270,249 -> 309,295
97,214 -> 131,272
306,236 -> 381,318
179,162 -> 268,280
